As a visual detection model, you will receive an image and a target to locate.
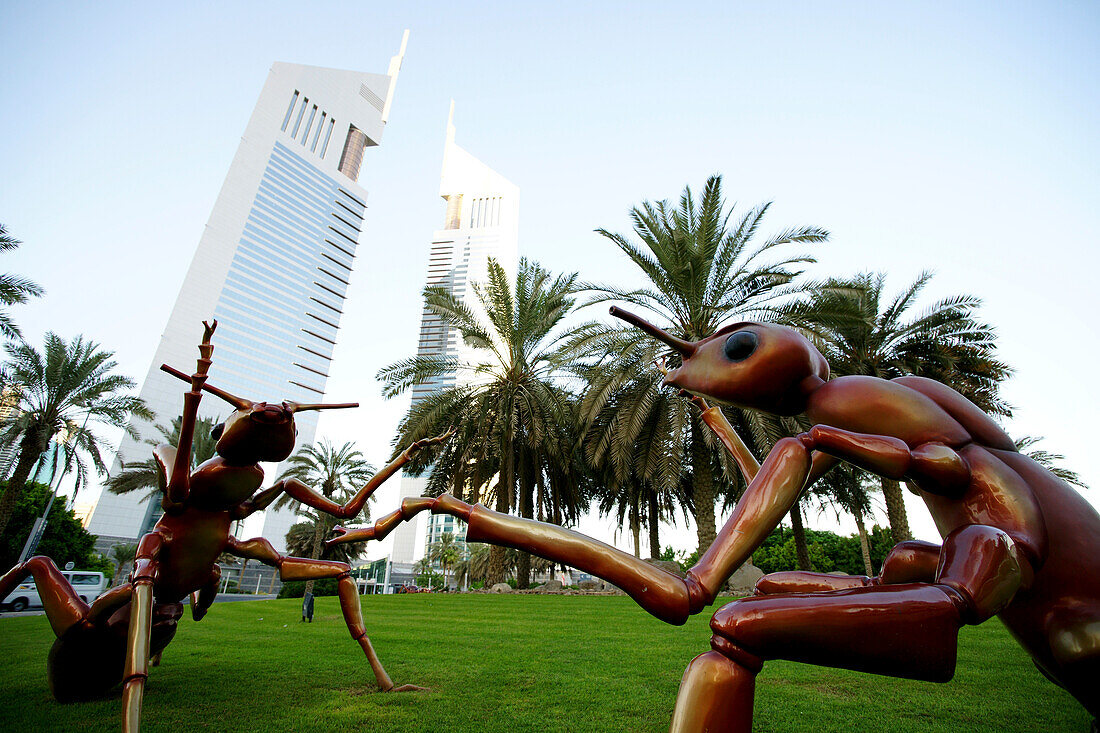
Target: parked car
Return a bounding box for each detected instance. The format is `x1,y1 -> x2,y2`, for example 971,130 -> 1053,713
2,570 -> 107,612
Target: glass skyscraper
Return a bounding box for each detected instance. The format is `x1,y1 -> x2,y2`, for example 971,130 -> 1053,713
87,36 -> 408,552
388,103 -> 520,564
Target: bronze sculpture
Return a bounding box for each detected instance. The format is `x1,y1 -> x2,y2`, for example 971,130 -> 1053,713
0,322 -> 449,732
332,306 -> 1099,731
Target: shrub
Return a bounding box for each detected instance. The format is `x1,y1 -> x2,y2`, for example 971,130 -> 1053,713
277,578 -> 340,598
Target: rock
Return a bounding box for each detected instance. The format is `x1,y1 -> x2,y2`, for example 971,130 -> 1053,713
644,559 -> 685,578
727,561 -> 765,596
540,580 -> 563,591
490,583 -> 512,593
578,580 -> 600,591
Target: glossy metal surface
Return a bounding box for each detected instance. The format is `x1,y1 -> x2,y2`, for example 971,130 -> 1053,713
0,322 -> 442,731
334,306 -> 1100,730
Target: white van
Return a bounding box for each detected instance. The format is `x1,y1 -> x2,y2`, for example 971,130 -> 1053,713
2,570 -> 108,612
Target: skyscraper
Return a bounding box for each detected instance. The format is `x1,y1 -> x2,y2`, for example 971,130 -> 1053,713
88,35 -> 408,552
389,103 -> 520,564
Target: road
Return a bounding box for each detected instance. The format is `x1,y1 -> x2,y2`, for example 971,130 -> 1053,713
0,593 -> 278,618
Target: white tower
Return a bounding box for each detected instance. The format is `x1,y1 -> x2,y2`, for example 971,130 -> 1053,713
88,35 -> 409,552
389,103 -> 520,563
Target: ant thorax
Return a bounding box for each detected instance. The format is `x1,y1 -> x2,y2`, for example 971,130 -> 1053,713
187,458 -> 265,510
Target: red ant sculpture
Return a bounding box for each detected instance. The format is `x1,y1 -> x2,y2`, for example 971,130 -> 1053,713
0,322 -> 450,732
332,306 -> 1099,731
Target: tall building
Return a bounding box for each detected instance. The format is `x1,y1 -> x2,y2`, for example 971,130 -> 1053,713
389,103 -> 520,564
87,35 -> 408,552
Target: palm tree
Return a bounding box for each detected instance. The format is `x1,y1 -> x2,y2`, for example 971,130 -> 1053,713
0,224 -> 44,340
580,175 -> 827,554
0,334 -> 152,538
285,512 -> 369,564
106,415 -> 220,501
110,542 -> 137,587
1014,436 -> 1086,490
412,557 -> 437,589
272,440 -> 374,597
428,532 -> 461,590
814,463 -> 877,575
380,257 -> 583,587
783,272 -> 1012,543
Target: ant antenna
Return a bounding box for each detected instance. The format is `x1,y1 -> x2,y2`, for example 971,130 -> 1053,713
610,307 -> 696,357
285,401 -> 359,413
160,364 -> 252,410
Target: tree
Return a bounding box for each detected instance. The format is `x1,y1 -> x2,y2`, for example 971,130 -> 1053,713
285,513 -> 368,565
0,333 -> 152,538
110,543 -> 137,587
272,440 -> 373,597
106,415 -> 219,501
581,175 -> 827,554
1014,435 -> 1086,490
782,272 -> 1012,544
380,258 -> 584,587
428,531 -> 461,590
0,481 -> 101,571
0,224 -> 44,340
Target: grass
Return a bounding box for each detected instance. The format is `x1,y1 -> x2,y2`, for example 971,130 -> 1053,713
0,594 -> 1089,732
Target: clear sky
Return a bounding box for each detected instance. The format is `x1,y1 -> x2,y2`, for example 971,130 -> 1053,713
2,2 -> 1098,559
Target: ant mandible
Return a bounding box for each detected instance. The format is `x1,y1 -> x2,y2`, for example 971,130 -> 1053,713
0,321 -> 452,732
332,306 -> 1099,731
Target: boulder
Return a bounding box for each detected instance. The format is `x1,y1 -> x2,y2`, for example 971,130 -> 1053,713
644,559 -> 685,578
540,580 -> 563,591
578,580 -> 600,591
727,561 -> 765,596
490,583 -> 512,593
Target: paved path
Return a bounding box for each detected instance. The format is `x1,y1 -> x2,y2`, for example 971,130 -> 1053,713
1,594 -> 279,618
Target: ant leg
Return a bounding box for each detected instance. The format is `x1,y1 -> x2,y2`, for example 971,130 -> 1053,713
0,556 -> 88,636
669,650 -> 756,733
878,540 -> 941,584
122,532 -> 163,733
226,536 -> 423,692
697,523 -> 1026,729
189,565 -> 220,622
754,571 -> 871,595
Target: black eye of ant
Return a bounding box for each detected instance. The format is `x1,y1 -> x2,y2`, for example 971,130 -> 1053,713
723,331 -> 758,362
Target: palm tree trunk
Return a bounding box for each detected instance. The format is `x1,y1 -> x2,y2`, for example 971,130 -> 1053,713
854,508 -> 873,576
0,427 -> 49,539
789,501 -> 812,571
487,434 -> 514,586
630,493 -> 641,558
516,456 -> 533,589
690,423 -> 717,554
880,478 -> 912,543
647,490 -> 660,560
303,519 -> 325,597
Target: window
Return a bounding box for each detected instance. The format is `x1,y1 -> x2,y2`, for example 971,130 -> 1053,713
281,90 -> 299,131
301,105 -> 317,145
320,118 -> 335,158
311,112 -> 326,151
291,97 -> 309,138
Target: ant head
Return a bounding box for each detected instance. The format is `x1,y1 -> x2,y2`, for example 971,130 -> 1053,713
610,307 -> 828,416
214,402 -> 299,464
161,364 -> 358,464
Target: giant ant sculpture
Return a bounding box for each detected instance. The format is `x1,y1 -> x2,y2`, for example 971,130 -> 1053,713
0,322 -> 450,732
332,306 -> 1099,730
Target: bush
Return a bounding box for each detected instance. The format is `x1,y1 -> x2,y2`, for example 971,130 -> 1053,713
277,578 -> 340,598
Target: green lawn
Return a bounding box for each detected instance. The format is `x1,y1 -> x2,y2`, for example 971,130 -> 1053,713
0,594 -> 1089,732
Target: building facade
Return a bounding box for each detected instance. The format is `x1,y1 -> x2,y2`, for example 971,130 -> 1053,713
389,104 -> 519,564
87,37 -> 408,553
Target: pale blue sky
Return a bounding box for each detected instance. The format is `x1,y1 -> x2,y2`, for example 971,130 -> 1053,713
2,2 -> 1098,554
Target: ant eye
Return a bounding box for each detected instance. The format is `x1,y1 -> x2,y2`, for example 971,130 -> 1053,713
723,331 -> 758,362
